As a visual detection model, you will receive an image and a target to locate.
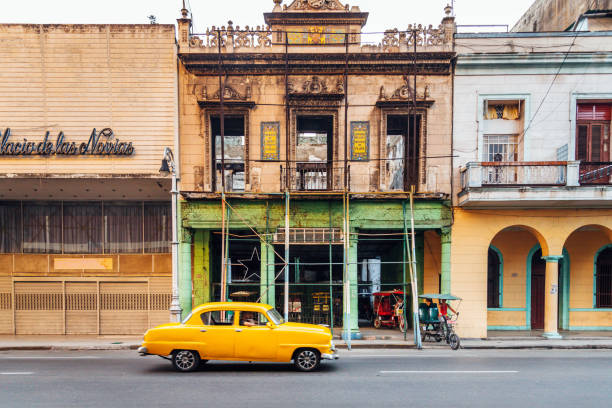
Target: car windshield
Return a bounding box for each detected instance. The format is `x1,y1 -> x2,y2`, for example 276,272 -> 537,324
267,308 -> 285,325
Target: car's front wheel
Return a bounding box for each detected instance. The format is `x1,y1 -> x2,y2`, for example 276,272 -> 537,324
293,348 -> 320,372
172,350 -> 200,372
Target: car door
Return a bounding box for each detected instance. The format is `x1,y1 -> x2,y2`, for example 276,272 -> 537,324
196,310 -> 237,359
234,311 -> 278,360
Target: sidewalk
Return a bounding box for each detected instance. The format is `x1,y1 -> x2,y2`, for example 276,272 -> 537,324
1,333 -> 612,351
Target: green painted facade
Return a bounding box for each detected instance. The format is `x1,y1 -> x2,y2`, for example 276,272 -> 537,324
178,198 -> 452,337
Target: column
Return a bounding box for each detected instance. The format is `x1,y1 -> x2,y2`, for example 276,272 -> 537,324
416,232 -> 424,294
192,230 -> 211,307
178,227 -> 193,320
343,232 -> 361,340
542,255 -> 563,339
440,227 -> 452,294
260,239 -> 276,307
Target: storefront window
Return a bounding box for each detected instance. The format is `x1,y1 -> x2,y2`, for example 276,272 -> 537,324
144,203 -> 171,253
104,204 -> 143,253
23,203 -> 62,253
63,203 -> 102,253
0,202 -> 21,253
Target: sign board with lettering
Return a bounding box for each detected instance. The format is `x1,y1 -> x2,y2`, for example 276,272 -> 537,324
261,122 -> 280,161
0,128 -> 134,156
350,122 -> 369,161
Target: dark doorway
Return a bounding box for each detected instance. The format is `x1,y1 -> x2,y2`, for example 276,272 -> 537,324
531,249 -> 545,330
295,115 -> 334,190
487,248 -> 501,308
211,115 -> 245,192
596,247 -> 612,308
386,114 -> 421,190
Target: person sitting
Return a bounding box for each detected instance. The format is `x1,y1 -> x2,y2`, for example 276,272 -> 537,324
240,312 -> 257,327
438,299 -> 457,334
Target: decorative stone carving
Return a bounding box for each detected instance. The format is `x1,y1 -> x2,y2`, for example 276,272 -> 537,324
201,84 -> 252,101
288,76 -> 344,95
190,24 -> 272,49
286,0 -> 348,11
379,76 -> 430,101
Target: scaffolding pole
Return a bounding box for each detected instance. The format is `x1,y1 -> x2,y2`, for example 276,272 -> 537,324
284,191 -> 290,321
404,193 -> 422,349
328,201 -> 334,336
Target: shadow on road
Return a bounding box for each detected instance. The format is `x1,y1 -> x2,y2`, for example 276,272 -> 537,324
143,361 -> 339,374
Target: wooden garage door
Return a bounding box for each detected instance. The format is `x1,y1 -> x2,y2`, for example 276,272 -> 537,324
65,282 -> 98,334
100,282 -> 148,335
15,281 -> 63,334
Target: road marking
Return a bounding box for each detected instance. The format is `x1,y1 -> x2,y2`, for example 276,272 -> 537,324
0,356 -> 101,360
1,372 -> 34,375
380,370 -> 518,374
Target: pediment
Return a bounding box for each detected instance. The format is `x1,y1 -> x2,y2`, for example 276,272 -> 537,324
285,0 -> 348,12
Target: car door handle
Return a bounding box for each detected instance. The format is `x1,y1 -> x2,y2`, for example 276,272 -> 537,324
235,329 -> 242,332
200,329 -> 207,332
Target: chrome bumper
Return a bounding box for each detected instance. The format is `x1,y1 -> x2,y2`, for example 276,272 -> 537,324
137,346 -> 148,356
321,351 -> 339,360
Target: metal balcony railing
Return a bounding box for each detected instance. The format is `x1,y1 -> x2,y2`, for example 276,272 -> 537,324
280,163 -> 347,192
461,162 -> 570,190
579,162 -> 612,185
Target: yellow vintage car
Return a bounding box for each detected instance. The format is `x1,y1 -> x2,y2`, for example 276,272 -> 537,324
138,302 -> 338,372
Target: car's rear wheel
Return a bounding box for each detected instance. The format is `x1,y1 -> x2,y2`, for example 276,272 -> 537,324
172,350 -> 200,372
293,348 -> 320,372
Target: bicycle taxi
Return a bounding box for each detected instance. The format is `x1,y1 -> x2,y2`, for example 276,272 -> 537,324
418,293 -> 461,350
372,290 -> 407,332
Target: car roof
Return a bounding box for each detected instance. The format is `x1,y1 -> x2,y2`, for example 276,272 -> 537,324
191,302 -> 273,314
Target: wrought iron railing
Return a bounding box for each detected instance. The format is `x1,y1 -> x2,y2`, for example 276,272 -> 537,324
579,162 -> 612,185
280,164 -> 347,192
461,162 -> 568,190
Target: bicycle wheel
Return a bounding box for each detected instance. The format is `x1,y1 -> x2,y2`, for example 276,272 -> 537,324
449,333 -> 460,350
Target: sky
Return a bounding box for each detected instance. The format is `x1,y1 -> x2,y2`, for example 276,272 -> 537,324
0,0 -> 536,33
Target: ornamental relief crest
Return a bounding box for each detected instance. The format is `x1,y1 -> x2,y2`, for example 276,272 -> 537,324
378,76 -> 430,101
199,84 -> 252,101
286,0 -> 348,11
288,76 -> 344,95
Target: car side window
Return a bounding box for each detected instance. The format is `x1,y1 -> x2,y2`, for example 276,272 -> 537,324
239,311 -> 269,327
200,310 -> 235,326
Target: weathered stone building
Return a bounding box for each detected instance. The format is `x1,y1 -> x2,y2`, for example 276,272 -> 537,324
0,24 -> 178,335
512,0 -> 612,32
176,0 -> 456,338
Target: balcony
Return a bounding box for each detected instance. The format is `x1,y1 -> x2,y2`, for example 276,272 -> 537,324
459,161 -> 612,208
281,164 -> 347,192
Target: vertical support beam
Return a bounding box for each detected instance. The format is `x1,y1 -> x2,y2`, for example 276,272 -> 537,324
284,191 -> 290,321
440,226 -> 452,294
343,229 -> 361,340
543,255 -> 563,339
260,238 -> 276,307
193,230 -> 211,306
416,232 -> 424,295
178,227 -> 193,319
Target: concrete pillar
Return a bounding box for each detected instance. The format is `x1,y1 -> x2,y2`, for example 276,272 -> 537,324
193,230 -> 211,307
542,255 -> 563,339
440,227 -> 452,293
260,239 -> 276,307
343,232 -> 361,340
179,227 -> 193,319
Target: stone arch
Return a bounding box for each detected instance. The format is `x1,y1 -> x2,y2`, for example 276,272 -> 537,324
489,224 -> 549,257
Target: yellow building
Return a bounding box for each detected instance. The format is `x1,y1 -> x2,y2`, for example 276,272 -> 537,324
453,30 -> 612,338
0,24 -> 178,335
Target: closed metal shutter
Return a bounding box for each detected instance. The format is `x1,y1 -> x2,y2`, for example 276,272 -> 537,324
100,282 -> 149,335
15,282 -> 63,335
65,282 -> 98,334
6,278 -> 171,335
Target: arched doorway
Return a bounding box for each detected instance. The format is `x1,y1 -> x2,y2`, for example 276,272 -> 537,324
530,248 -> 546,330
596,247 -> 612,308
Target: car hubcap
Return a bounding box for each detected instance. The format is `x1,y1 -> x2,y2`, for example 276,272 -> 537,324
176,351 -> 195,370
297,350 -> 317,370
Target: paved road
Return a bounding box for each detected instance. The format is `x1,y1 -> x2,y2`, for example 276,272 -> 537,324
0,349 -> 610,407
